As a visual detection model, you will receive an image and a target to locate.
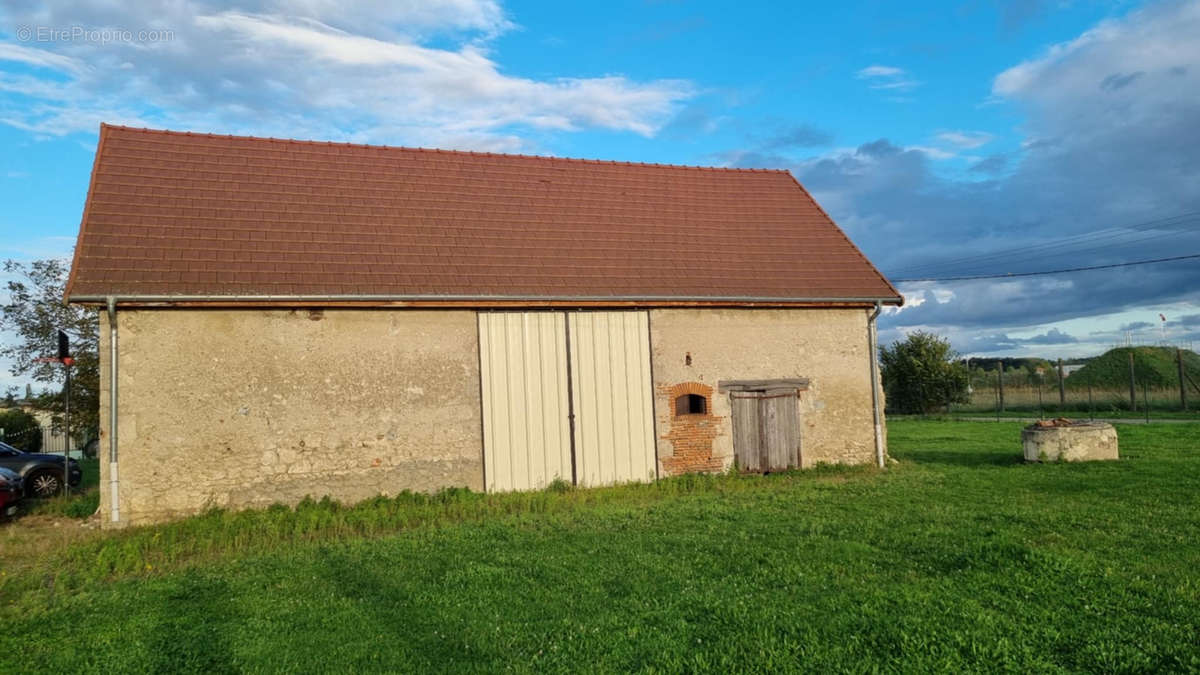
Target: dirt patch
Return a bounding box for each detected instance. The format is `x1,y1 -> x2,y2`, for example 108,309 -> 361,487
1,513 -> 105,575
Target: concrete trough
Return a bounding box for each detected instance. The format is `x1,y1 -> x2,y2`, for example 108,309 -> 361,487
1022,420 -> 1119,462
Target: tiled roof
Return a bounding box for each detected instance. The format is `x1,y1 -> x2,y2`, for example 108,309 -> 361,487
65,124 -> 900,305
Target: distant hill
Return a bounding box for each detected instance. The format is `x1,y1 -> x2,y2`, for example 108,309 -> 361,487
1066,347 -> 1200,389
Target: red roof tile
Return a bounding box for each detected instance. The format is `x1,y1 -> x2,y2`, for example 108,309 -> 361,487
66,124 -> 900,304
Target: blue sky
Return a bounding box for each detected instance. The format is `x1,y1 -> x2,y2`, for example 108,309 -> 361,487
1,0 -> 1199,391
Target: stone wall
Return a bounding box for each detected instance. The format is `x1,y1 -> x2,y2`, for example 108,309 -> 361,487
99,309 -> 483,526
648,308 -> 884,473
96,306 -> 885,526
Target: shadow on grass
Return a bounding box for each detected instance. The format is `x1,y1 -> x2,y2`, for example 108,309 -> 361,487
896,449 -> 1025,468
148,572 -> 239,673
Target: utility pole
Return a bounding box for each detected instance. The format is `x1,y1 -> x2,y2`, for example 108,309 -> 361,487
38,330 -> 74,497
58,330 -> 72,497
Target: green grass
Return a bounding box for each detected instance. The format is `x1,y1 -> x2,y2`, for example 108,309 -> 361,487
2,422 -> 1199,672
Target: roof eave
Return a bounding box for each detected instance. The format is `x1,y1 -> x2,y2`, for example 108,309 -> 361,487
68,293 -> 905,308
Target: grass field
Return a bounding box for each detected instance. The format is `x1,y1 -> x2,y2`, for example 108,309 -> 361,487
3,421 -> 1199,672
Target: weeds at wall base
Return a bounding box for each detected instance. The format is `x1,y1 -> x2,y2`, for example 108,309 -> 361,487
1,464 -> 877,605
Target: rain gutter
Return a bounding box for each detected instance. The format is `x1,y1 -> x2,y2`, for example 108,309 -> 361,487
867,301 -> 885,468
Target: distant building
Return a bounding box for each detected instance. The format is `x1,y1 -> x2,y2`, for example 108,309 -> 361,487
2,398 -> 69,453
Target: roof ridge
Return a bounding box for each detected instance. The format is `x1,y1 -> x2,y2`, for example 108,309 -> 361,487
98,123 -> 792,174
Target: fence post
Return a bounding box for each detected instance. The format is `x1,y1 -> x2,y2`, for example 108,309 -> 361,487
995,370 -> 1001,423
1128,351 -> 1137,410
998,361 -> 1005,413
1144,379 -> 1150,424
1180,345 -> 1190,410
1038,376 -> 1044,419
1057,358 -> 1065,406
1088,371 -> 1094,421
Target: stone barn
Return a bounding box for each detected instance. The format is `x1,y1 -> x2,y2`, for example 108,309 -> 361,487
66,124 -> 902,527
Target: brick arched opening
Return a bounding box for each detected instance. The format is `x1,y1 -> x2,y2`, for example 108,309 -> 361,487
660,382 -> 723,475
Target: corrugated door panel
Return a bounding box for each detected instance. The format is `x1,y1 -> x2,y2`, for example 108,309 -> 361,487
569,311 -> 656,487
479,312 -> 571,492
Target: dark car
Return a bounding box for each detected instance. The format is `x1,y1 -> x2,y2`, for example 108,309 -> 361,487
0,467 -> 22,517
0,441 -> 82,498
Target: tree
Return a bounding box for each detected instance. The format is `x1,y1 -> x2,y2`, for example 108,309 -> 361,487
0,259 -> 99,442
880,331 -> 969,414
0,408 -> 42,451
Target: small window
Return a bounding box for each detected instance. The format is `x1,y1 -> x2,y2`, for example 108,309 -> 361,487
675,393 -> 707,416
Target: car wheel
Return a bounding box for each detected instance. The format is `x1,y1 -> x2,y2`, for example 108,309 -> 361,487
26,470 -> 62,498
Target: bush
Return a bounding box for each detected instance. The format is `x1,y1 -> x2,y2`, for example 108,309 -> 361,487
880,331 -> 969,414
0,408 -> 41,451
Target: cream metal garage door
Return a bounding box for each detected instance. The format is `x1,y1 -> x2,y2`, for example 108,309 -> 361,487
478,311 -> 657,492
568,311 -> 657,487
478,312 -> 572,492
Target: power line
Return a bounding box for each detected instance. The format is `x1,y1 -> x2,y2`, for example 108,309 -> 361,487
892,211 -> 1200,276
917,227 -> 1194,278
889,211 -> 1200,278
892,252 -> 1200,283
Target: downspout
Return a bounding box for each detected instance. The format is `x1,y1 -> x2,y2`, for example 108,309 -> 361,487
106,296 -> 120,524
868,301 -> 885,468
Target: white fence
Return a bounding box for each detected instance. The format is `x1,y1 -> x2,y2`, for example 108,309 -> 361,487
0,425 -> 74,454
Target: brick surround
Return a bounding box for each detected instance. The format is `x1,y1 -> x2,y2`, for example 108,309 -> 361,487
659,382 -> 724,475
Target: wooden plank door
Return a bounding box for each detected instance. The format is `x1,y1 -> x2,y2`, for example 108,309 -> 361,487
760,392 -> 800,470
731,391 -> 801,472
730,393 -> 764,471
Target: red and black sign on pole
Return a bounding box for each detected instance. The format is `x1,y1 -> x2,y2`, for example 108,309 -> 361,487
57,330 -> 71,363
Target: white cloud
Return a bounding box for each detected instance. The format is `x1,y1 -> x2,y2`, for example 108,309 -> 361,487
0,43 -> 82,73
0,1 -> 694,148
856,65 -> 904,78
905,145 -> 955,160
994,1 -> 1200,109
855,64 -> 920,92
935,130 -> 994,149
